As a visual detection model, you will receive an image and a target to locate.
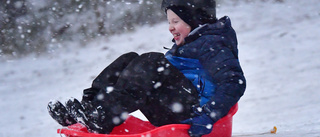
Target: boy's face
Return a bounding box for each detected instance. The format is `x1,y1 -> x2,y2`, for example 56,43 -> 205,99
167,9 -> 191,46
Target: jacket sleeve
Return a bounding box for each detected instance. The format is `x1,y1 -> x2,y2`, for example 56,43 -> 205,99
198,36 -> 246,123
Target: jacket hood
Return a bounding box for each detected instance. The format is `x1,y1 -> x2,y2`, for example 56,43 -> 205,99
185,16 -> 236,43
167,16 -> 239,59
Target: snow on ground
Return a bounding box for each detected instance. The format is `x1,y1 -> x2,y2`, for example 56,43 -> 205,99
0,0 -> 319,137
226,1 -> 320,136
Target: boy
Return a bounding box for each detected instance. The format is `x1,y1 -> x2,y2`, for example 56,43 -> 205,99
48,0 -> 246,136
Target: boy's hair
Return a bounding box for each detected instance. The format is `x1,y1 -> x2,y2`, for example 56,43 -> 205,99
161,0 -> 217,29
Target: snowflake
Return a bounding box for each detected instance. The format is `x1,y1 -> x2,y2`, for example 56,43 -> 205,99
153,82 -> 162,89
106,86 -> 114,93
157,67 -> 164,72
171,102 -> 183,113
112,117 -> 121,125
206,124 -> 212,129
239,79 -> 244,84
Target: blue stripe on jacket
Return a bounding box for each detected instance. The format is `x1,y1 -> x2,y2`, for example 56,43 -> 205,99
165,54 -> 216,106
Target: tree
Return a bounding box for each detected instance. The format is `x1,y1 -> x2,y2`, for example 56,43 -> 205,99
0,0 -> 166,57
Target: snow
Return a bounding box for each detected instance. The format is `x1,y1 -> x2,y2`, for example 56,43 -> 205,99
0,0 -> 320,136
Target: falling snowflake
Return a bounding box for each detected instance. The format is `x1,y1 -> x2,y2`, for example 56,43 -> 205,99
211,101 -> 216,106
120,112 -> 129,120
206,124 -> 212,129
153,82 -> 161,89
171,102 -> 183,113
157,67 -> 164,72
210,112 -> 216,118
112,117 -> 121,125
97,93 -> 104,100
197,107 -> 202,112
106,86 -> 114,93
239,79 -> 244,84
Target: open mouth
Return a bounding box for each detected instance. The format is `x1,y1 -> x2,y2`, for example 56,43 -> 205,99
173,33 -> 180,40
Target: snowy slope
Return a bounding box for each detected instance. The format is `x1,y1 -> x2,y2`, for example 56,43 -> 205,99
0,0 -> 320,137
226,1 -> 320,136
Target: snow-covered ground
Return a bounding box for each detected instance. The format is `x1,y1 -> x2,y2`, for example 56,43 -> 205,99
1,0 -> 319,137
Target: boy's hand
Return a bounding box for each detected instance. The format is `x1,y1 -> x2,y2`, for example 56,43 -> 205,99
181,114 -> 214,137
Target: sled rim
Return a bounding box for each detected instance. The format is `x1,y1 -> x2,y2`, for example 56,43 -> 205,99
58,124 -> 190,137
57,103 -> 238,137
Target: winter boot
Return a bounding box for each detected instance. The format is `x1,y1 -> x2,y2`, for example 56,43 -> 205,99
47,100 -> 77,126
66,92 -> 131,134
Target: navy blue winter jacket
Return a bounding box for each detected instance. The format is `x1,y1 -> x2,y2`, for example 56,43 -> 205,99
165,16 -> 246,122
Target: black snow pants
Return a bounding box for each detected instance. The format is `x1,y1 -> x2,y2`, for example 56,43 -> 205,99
82,52 -> 199,132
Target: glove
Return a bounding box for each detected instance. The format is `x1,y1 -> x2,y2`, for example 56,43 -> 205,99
181,109 -> 214,137
181,114 -> 214,137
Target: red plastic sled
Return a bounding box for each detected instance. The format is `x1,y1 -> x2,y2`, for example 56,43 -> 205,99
57,103 -> 238,137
